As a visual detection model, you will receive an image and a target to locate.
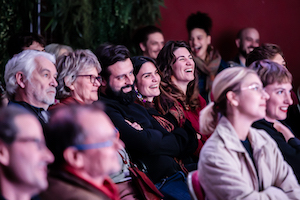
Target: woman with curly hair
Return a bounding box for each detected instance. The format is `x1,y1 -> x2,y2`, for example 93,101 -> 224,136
156,40 -> 208,154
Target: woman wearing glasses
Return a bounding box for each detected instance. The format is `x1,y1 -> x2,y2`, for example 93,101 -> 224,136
51,49 -> 102,109
198,67 -> 300,199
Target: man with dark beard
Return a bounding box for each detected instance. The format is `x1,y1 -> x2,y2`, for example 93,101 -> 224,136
232,27 -> 260,66
95,44 -> 193,200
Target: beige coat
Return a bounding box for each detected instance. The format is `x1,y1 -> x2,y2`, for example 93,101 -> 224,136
198,117 -> 300,200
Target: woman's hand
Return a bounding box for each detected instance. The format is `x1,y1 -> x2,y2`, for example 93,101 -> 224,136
273,120 -> 294,142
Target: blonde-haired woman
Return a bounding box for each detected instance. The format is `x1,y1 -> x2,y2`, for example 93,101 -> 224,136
198,67 -> 300,199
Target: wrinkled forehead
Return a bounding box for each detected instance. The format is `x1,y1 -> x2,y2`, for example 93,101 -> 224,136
34,56 -> 57,72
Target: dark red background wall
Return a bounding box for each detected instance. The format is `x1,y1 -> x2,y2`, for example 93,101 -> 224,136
158,0 -> 300,90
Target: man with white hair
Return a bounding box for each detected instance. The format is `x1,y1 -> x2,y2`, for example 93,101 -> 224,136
4,50 -> 58,126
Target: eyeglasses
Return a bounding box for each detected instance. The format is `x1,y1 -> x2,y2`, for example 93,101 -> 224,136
241,84 -> 266,94
72,128 -> 119,151
15,137 -> 47,150
77,74 -> 102,84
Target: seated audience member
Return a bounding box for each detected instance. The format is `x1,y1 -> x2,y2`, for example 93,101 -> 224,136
245,43 -> 300,137
249,60 -> 300,183
232,27 -> 260,66
7,32 -> 46,58
5,50 -> 57,127
132,25 -> 164,59
132,56 -> 198,170
0,106 -> 54,200
45,43 -> 73,60
186,11 -> 228,102
246,43 -> 285,67
51,50 -> 101,109
40,103 -> 122,200
156,41 -> 208,154
198,67 -> 300,199
96,44 -> 193,200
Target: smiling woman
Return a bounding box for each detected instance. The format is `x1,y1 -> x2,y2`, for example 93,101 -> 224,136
250,59 -> 300,184
156,41 -> 208,156
49,49 -> 102,110
198,66 -> 300,199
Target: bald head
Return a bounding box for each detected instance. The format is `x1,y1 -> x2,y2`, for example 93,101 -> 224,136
236,28 -> 260,58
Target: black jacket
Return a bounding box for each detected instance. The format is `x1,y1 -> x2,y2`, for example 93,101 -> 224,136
100,95 -> 194,183
252,119 -> 300,183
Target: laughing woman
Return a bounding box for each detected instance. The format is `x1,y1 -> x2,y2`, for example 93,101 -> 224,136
131,56 -> 198,199
198,67 -> 300,199
156,41 -> 208,155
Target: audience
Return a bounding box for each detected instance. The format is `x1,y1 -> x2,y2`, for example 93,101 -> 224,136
40,103 -> 122,200
5,50 -> 57,127
0,106 -> 54,200
156,41 -> 208,154
96,44 -> 192,200
186,11 -> 228,102
249,60 -> 300,183
2,17 -> 300,200
233,27 -> 260,66
7,32 -> 46,58
45,43 -> 73,60
132,25 -> 165,59
132,56 -> 198,170
198,67 -> 300,199
51,50 -> 101,109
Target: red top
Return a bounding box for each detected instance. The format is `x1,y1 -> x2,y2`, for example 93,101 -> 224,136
49,96 -> 85,111
64,165 -> 120,200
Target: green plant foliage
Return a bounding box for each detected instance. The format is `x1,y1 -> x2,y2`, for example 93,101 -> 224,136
0,0 -> 36,81
43,0 -> 164,52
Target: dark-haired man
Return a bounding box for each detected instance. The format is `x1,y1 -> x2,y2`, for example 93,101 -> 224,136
133,26 -> 164,59
0,106 -> 54,200
7,32 -> 46,58
95,44 -> 193,200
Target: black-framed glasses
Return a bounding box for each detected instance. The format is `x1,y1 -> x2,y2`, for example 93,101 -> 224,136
77,75 -> 102,84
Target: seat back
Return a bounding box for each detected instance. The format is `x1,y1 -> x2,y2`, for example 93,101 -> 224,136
187,170 -> 205,200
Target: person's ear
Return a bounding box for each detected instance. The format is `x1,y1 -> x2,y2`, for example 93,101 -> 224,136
139,42 -> 146,52
101,79 -> 107,87
235,38 -> 241,48
16,72 -> 26,88
226,91 -> 239,107
0,142 -> 10,166
64,77 -> 75,91
63,147 -> 84,168
207,35 -> 212,45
